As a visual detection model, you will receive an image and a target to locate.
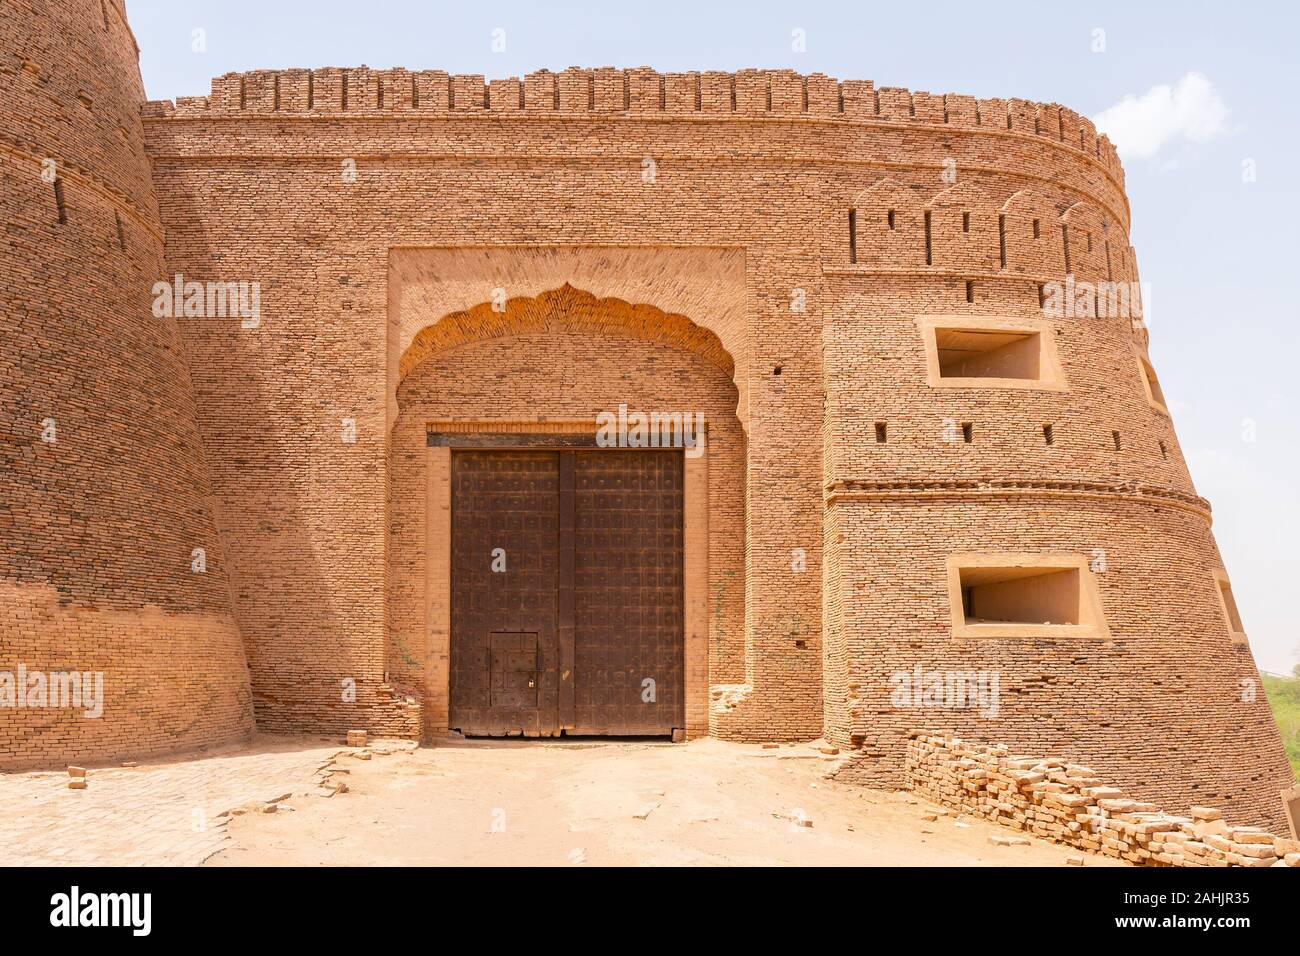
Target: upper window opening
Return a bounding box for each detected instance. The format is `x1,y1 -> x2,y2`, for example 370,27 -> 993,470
938,329 -> 1038,380
1215,572 -> 1247,644
919,316 -> 1066,391
1138,354 -> 1168,414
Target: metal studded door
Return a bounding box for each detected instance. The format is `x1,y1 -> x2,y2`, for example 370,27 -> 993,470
572,451 -> 684,735
450,452 -> 560,736
449,447 -> 683,737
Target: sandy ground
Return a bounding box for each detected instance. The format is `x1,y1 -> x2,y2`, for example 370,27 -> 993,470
207,738 -> 1122,867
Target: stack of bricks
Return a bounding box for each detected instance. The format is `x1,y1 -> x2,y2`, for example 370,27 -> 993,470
906,735 -> 1300,867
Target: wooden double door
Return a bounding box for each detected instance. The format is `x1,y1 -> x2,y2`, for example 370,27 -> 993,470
449,450 -> 684,737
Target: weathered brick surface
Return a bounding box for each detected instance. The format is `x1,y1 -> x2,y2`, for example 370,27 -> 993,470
0,0 -> 253,767
0,3 -> 1291,829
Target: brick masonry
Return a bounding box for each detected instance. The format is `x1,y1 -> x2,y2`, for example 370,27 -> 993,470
0,1 -> 1292,831
907,735 -> 1300,864
0,0 -> 254,766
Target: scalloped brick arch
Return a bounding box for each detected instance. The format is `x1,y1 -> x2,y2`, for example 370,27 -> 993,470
399,284 -> 735,386
387,246 -> 749,432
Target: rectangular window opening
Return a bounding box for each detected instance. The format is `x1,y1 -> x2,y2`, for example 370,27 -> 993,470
924,211 -> 932,265
961,566 -> 1081,626
1139,355 -> 1168,413
1043,423 -> 1054,446
934,326 -> 1043,381
949,556 -> 1108,640
1216,574 -> 1246,641
961,422 -> 973,443
964,280 -> 974,303
1112,430 -> 1122,451
962,211 -> 970,233
1158,440 -> 1167,460
874,422 -> 887,443
848,209 -> 857,264
887,209 -> 895,230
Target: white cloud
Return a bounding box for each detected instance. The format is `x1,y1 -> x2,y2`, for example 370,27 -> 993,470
1093,72 -> 1229,160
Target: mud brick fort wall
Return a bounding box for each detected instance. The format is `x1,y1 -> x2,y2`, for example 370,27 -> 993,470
0,0 -> 1292,832
0,0 -> 252,767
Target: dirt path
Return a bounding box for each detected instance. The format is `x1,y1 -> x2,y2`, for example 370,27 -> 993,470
208,738 -> 1121,866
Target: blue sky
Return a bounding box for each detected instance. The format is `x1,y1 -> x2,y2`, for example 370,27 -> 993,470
127,1 -> 1300,673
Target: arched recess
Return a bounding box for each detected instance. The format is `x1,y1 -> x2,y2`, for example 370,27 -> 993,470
1061,200 -> 1113,284
386,283 -> 748,741
400,284 -> 735,385
1000,189 -> 1067,275
387,246 -> 749,433
849,178 -> 925,270
925,180 -> 1001,272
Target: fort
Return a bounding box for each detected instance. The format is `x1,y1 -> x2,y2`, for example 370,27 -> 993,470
1,0 -> 1293,834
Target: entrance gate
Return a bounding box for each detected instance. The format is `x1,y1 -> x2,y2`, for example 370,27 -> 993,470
449,449 -> 684,737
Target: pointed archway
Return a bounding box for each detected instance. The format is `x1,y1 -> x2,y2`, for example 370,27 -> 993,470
385,284 -> 747,741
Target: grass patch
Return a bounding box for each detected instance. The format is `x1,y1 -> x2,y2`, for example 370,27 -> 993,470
1263,673 -> 1300,782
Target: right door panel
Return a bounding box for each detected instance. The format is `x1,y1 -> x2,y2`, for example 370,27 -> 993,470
571,451 -> 684,735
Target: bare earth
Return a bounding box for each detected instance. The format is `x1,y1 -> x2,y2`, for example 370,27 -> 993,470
208,738 -> 1121,867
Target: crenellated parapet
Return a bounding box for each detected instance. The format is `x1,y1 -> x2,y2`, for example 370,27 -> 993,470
142,67 -> 1124,186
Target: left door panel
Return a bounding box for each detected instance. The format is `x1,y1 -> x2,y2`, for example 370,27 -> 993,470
450,451 -> 560,735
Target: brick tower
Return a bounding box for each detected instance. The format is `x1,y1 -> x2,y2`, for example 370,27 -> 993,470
0,0 -> 252,765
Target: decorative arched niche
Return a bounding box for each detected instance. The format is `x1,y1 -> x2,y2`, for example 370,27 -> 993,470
387,246 -> 748,433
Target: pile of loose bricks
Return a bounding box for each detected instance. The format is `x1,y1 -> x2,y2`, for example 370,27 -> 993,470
906,735 -> 1299,867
